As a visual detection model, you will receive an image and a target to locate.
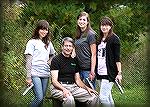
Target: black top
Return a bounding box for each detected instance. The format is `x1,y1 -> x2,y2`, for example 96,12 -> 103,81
96,34 -> 121,82
51,53 -> 80,83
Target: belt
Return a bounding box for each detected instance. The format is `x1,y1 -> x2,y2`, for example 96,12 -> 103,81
59,81 -> 74,84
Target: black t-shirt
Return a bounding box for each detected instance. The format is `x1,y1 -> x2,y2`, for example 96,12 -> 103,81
51,53 -> 80,82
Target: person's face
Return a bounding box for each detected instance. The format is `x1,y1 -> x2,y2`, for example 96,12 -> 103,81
62,41 -> 74,56
77,16 -> 88,30
100,25 -> 111,34
39,28 -> 48,39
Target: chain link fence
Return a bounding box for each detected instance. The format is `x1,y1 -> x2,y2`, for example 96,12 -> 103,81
0,1 -> 149,107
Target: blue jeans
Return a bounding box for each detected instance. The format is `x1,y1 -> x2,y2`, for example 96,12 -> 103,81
30,76 -> 49,107
79,70 -> 96,90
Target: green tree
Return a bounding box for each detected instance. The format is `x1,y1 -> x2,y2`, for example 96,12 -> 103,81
1,0 -> 149,106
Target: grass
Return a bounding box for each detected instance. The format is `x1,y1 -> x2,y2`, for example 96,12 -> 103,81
1,83 -> 148,107
113,84 -> 148,107
20,83 -> 148,107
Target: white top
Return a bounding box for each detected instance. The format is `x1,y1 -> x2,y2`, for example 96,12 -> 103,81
24,39 -> 55,77
97,40 -> 107,75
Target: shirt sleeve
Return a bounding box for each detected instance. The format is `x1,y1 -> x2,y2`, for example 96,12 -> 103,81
74,57 -> 80,73
24,40 -> 34,56
87,31 -> 96,45
50,56 -> 60,70
113,36 -> 121,62
25,54 -> 32,79
49,41 -> 56,55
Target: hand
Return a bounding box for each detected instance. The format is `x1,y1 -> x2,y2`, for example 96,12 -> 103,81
26,78 -> 32,86
89,71 -> 95,81
71,48 -> 76,58
87,87 -> 98,96
62,88 -> 72,98
115,73 -> 122,84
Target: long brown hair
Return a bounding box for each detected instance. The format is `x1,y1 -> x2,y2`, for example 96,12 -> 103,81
97,16 -> 114,44
75,11 -> 94,39
32,20 -> 51,49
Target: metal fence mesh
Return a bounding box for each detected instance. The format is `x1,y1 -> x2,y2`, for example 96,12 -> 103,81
0,1 -> 149,107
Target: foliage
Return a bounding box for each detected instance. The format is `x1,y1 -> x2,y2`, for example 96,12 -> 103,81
18,1 -> 148,57
1,0 -> 149,106
1,3 -> 27,104
18,1 -> 85,51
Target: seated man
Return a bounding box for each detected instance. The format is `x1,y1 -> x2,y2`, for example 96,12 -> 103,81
50,37 -> 99,107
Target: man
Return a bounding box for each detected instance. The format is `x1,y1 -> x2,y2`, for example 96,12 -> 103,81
50,37 -> 99,107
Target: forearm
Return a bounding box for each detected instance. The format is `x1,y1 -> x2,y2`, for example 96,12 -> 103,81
116,62 -> 122,74
25,54 -> 32,80
116,62 -> 122,83
90,54 -> 96,73
52,80 -> 66,91
76,79 -> 88,90
90,43 -> 96,73
51,70 -> 66,91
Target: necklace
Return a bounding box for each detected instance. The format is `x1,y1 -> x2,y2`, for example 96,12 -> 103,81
102,38 -> 105,41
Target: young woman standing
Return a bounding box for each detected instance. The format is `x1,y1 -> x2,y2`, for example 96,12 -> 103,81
74,11 -> 97,89
96,17 -> 122,107
24,20 -> 55,107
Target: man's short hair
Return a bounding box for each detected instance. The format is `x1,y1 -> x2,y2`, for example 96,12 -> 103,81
62,37 -> 74,46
